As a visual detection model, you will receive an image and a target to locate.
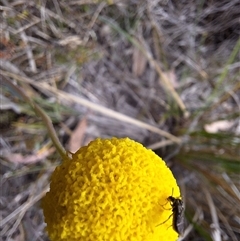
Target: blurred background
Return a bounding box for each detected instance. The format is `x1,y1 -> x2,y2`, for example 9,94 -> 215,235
0,0 -> 239,240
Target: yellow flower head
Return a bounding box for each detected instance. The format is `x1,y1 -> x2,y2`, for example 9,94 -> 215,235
42,138 -> 181,241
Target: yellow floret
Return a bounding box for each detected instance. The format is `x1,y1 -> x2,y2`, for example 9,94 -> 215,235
42,137 -> 181,241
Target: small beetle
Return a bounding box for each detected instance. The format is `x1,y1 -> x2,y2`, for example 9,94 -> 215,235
157,189 -> 185,236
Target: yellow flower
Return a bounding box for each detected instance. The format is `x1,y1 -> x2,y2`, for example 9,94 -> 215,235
42,138 -> 181,241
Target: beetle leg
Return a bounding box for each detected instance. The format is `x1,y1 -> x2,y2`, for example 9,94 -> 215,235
156,213 -> 173,227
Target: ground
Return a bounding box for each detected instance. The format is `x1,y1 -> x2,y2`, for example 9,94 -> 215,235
0,1 -> 239,241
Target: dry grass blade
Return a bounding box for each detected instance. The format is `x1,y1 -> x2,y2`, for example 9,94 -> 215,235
147,140 -> 176,150
19,30 -> 37,73
217,208 -> 238,241
222,173 -> 240,198
87,2 -> 106,29
14,18 -> 40,34
1,61 -> 38,97
1,71 -> 181,144
203,188 -> 221,241
178,207 -> 203,241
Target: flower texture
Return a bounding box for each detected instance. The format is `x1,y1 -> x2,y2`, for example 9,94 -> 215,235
42,137 -> 181,241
